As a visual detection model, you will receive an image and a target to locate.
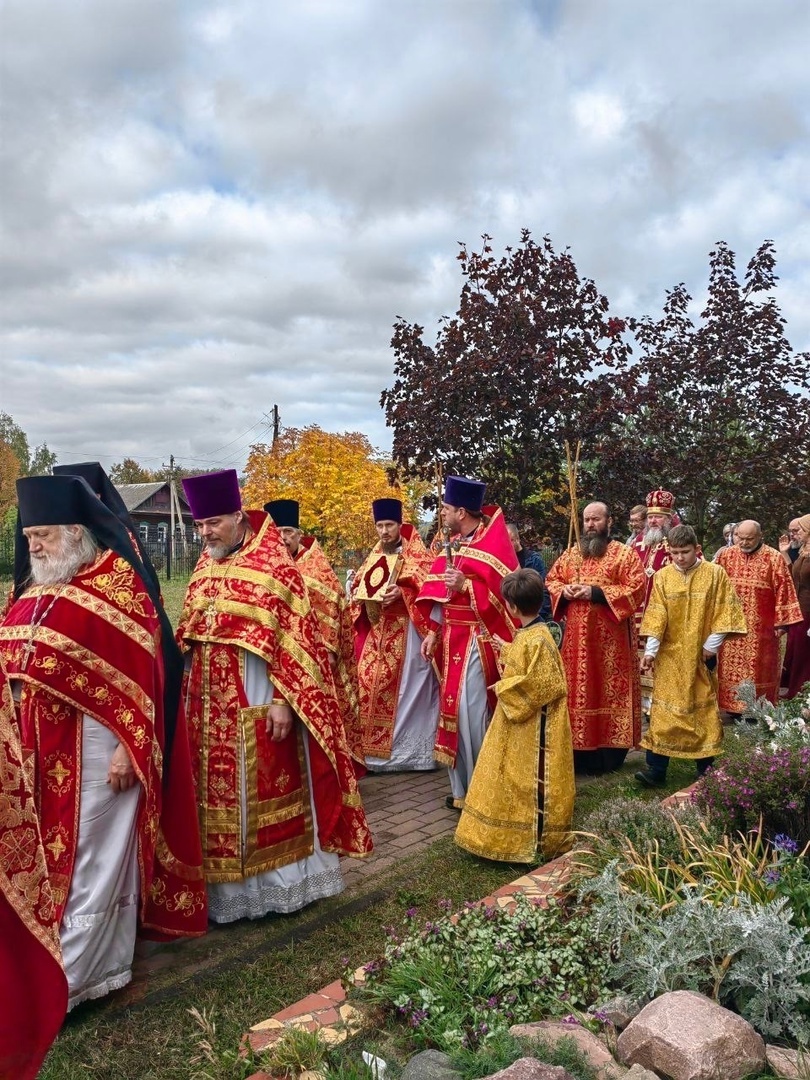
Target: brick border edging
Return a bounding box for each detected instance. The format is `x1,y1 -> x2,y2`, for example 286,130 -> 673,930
244,782 -> 699,1078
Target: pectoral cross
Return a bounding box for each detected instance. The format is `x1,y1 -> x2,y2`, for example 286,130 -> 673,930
20,637 -> 37,673
205,597 -> 218,626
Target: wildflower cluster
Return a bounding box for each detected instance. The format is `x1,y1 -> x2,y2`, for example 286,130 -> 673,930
695,740 -> 810,847
763,834 -> 810,929
352,894 -> 609,1052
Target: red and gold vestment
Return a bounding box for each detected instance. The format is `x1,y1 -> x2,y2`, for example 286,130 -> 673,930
415,507 -> 518,767
629,534 -> 671,626
176,511 -> 372,882
0,549 -> 208,940
0,662 -> 67,1079
352,524 -> 433,760
546,540 -> 646,751
294,535 -> 364,768
715,544 -> 802,710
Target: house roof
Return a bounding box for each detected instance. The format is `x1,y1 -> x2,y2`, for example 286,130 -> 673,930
115,482 -> 191,514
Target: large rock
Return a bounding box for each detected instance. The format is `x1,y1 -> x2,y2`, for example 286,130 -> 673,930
617,991 -> 766,1080
401,1050 -> 462,1080
766,1045 -> 804,1080
481,1058 -> 577,1080
510,1021 -> 624,1079
625,1067 -> 661,1079
591,996 -> 643,1031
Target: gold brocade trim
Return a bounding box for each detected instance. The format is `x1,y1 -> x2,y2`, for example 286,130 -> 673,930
216,600 -> 325,688
19,584 -> 155,655
342,792 -> 362,808
206,833 -> 315,881
154,833 -> 206,883
457,545 -> 514,580
1,626 -> 155,728
190,563 -> 309,618
433,748 -> 455,767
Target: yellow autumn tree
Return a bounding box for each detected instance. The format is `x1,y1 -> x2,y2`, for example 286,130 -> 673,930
242,427 -> 418,563
0,441 -> 21,518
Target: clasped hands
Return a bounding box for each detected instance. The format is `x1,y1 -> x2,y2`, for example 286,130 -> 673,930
562,583 -> 593,601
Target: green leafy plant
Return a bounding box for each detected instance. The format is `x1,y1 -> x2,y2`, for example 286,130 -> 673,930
260,1026 -> 328,1079
449,1030 -> 598,1080
351,894 -> 610,1052
574,795 -> 721,874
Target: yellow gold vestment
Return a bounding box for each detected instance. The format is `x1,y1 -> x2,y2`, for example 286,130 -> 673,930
640,560 -> 746,759
454,622 -> 574,863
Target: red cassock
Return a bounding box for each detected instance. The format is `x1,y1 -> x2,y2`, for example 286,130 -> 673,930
0,550 -> 209,944
716,544 -> 803,710
294,534 -> 365,772
415,507 -> 518,767
351,524 -> 433,760
546,541 -> 646,751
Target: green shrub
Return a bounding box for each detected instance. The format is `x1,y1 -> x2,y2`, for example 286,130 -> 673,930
351,894 -> 610,1052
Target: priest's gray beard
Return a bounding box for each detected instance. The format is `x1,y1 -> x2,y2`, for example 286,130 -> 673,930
643,524 -> 670,548
30,527 -> 99,585
579,533 -> 610,558
206,542 -> 232,560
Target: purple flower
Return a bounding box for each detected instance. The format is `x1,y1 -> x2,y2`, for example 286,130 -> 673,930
405,907 -> 418,919
561,1015 -> 580,1025
486,995 -> 499,1008
437,898 -> 453,911
774,834 -> 799,855
763,868 -> 781,885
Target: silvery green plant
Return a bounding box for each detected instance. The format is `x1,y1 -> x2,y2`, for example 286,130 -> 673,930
735,680 -> 810,750
580,861 -> 810,1041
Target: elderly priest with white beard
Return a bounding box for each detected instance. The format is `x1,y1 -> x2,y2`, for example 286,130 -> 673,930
0,475 -> 207,1012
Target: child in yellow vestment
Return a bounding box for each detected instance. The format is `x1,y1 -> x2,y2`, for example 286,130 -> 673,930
455,568 -> 575,863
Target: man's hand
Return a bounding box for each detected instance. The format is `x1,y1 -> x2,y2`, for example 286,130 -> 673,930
443,567 -> 467,593
268,702 -> 294,742
381,584 -> 402,607
563,584 -> 592,601
421,630 -> 438,661
107,742 -> 137,793
327,650 -> 338,670
640,654 -> 655,675
778,533 -> 790,553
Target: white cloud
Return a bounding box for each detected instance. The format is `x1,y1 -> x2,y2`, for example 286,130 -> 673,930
1,0 -> 808,474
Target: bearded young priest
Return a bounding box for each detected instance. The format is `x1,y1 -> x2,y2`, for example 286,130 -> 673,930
0,475 -> 207,1012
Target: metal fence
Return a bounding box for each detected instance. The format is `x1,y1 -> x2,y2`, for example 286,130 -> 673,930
0,530 -> 200,583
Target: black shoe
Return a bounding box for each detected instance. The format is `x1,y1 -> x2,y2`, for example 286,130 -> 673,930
634,769 -> 666,788
445,795 -> 461,811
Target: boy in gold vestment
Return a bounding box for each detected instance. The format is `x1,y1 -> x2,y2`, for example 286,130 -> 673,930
455,569 -> 574,863
637,525 -> 746,787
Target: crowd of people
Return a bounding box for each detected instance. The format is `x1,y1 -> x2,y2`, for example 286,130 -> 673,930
0,462 -> 808,1076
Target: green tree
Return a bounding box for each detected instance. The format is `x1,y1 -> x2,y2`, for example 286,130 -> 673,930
0,411 -> 56,476
624,241 -> 810,544
380,231 -> 633,536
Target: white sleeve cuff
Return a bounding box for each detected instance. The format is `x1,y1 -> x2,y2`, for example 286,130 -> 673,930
703,631 -> 727,653
644,636 -> 660,657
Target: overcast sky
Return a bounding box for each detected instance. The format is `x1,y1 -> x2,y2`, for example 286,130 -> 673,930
1,0 -> 808,475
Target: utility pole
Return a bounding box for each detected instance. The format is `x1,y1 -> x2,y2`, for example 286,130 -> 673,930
167,454 -> 175,581
272,404 -> 280,446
